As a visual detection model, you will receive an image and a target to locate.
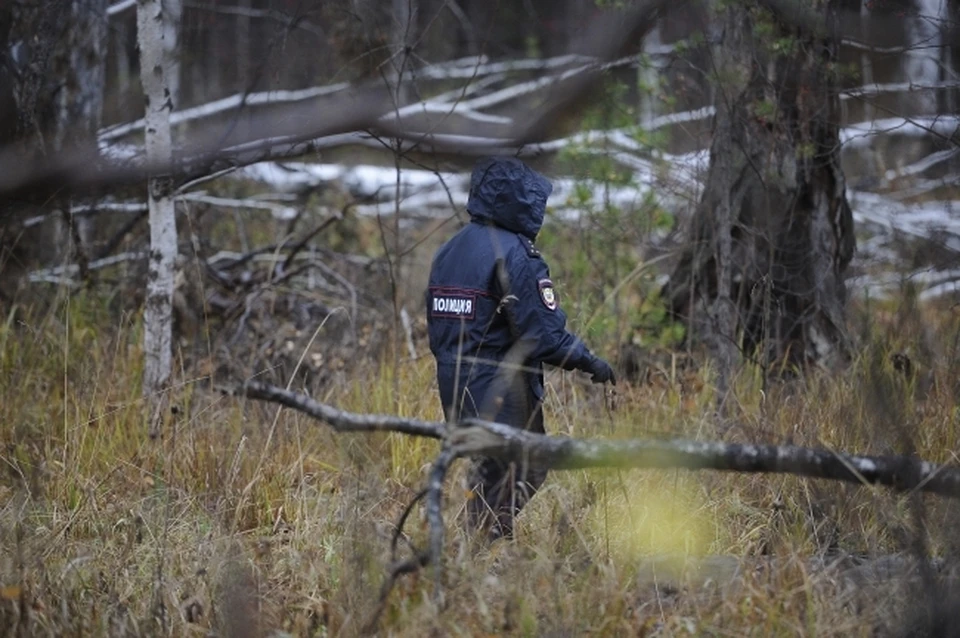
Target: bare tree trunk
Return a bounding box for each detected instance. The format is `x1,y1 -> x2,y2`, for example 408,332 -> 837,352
2,0 -> 106,269
162,0 -> 182,108
236,0 -> 251,92
942,0 -> 959,115
390,0 -> 417,104
59,0 -> 108,262
51,0 -> 108,151
114,19 -> 132,96
857,0 -> 875,122
0,8 -> 14,147
137,0 -> 178,421
638,23 -> 663,126
662,1 -> 856,380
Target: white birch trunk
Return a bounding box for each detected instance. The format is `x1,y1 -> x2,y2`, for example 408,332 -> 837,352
137,0 -> 178,404
902,0 -> 942,115
638,24 -> 663,127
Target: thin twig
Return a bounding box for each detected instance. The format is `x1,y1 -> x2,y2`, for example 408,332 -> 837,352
426,447 -> 457,604
361,550 -> 431,636
391,487 -> 429,560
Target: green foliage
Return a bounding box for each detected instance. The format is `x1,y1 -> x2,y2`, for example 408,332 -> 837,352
675,29 -> 706,55
539,74 -> 685,354
751,98 -> 779,122
771,36 -> 798,55
749,4 -> 802,61
524,34 -> 541,60
632,290 -> 686,348
838,61 -> 863,83
797,141 -> 817,160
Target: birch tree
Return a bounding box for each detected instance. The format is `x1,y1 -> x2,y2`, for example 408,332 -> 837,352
137,0 -> 177,420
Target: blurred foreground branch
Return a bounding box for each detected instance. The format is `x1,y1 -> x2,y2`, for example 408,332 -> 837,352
0,0 -> 672,204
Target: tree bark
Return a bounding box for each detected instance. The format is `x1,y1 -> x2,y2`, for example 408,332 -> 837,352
162,0 -> 182,109
662,0 -> 856,377
0,0 -> 106,270
3,0 -> 106,156
235,0 -> 251,93
59,0 -> 108,267
137,0 -> 178,416
943,0 -> 959,115
390,0 -> 417,104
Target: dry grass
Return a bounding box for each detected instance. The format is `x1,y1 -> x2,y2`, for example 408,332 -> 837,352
1,290 -> 960,637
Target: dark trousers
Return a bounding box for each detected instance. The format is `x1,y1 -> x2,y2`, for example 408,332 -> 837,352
438,365 -> 548,539
465,401 -> 547,539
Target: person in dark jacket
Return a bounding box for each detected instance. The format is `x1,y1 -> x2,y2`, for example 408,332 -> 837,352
425,156 -> 616,540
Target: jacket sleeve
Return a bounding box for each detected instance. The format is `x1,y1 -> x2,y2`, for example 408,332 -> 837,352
498,246 -> 595,372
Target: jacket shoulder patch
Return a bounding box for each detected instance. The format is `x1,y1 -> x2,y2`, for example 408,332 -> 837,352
538,278 -> 557,311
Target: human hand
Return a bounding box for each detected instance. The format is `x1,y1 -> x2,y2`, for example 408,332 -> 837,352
587,356 -> 616,385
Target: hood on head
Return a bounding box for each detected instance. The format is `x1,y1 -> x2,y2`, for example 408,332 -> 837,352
465,156 -> 553,240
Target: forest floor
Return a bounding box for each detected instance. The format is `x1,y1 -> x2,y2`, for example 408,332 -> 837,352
2,284 -> 960,637
1,156 -> 960,636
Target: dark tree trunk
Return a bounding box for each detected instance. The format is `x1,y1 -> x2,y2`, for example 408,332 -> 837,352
0,0 -> 106,276
945,0 -> 960,115
662,0 -> 856,388
5,0 -> 106,155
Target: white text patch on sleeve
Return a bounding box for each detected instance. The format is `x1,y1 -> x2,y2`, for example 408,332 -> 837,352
430,290 -> 477,319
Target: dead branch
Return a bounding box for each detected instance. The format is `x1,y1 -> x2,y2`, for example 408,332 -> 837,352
96,208 -> 148,260
234,379 -> 960,632
239,382 -> 443,439
362,549 -> 431,636
425,447 -> 456,603
0,0 -> 673,203
449,420 -> 960,497
28,251 -> 147,286
238,380 -> 960,499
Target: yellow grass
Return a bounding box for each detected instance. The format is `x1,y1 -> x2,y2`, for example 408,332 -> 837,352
1,291 -> 960,636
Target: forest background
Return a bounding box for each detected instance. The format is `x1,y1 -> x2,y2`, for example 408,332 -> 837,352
1,0 -> 960,635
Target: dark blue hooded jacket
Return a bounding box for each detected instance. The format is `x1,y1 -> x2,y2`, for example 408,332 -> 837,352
425,157 -> 597,426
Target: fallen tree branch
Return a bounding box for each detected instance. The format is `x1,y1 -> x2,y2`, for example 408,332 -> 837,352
28,252 -> 148,286
449,419 -> 960,497
240,382 -> 444,439
238,380 -> 960,498
426,448 -> 456,603
0,0 -> 673,202
362,550 -> 431,636
233,379 -> 960,633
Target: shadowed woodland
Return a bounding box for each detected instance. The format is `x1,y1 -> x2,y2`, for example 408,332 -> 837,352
2,0 -> 960,635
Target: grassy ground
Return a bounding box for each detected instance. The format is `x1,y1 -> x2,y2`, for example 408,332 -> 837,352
2,287 -> 960,637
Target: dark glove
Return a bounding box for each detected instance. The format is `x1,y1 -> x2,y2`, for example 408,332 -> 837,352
587,356 -> 616,385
